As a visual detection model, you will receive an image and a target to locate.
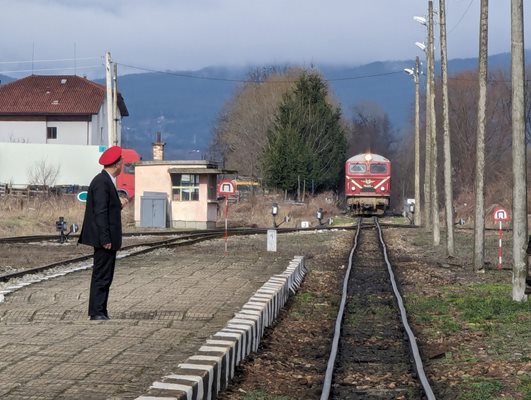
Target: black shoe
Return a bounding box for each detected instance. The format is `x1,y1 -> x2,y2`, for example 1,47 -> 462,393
90,315 -> 109,321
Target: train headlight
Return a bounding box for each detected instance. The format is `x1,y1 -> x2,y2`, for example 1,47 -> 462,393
351,186 -> 355,191
381,186 -> 385,191
364,153 -> 372,162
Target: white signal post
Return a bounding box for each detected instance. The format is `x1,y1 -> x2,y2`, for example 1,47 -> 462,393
493,207 -> 510,270
217,180 -> 236,254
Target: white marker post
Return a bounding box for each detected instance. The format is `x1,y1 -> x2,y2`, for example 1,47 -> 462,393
224,197 -> 229,254
217,180 -> 236,255
493,207 -> 510,270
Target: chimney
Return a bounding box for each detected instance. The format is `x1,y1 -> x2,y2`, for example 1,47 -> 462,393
152,131 -> 165,161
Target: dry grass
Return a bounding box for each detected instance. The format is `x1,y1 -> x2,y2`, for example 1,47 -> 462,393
0,195 -> 135,237
221,192 -> 344,229
0,192 -> 343,237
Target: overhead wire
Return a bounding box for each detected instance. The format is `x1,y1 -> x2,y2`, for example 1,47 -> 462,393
0,56 -> 101,65
117,62 -> 404,83
0,65 -> 102,74
447,0 -> 476,35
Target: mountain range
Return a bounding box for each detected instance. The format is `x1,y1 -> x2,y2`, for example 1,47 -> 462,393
1,51 -> 527,161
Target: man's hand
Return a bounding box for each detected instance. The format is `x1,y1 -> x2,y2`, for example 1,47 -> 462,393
103,243 -> 112,250
120,197 -> 129,209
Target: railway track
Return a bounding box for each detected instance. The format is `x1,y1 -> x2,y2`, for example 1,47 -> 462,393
0,226 -> 358,288
321,217 -> 435,400
0,230 -> 249,283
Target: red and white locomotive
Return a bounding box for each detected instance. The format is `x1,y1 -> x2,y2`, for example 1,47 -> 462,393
345,153 -> 391,216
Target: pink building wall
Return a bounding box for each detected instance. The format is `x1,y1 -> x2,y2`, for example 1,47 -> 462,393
134,161 -> 221,229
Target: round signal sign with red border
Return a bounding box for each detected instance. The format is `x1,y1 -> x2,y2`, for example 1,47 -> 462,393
493,207 -> 510,222
217,179 -> 236,196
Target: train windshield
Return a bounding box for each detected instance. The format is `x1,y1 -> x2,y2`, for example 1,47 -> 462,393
370,163 -> 387,173
349,163 -> 367,173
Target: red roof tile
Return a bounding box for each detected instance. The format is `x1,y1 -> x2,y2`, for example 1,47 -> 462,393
0,75 -> 128,116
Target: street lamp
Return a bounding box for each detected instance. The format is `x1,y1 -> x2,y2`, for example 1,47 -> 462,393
415,41 -> 427,52
414,4 -> 435,230
413,16 -> 427,26
404,57 -> 422,227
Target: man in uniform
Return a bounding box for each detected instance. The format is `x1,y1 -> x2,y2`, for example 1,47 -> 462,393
78,146 -> 128,320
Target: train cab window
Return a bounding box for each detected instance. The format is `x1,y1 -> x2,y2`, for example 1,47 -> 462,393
349,164 -> 367,173
370,163 -> 387,173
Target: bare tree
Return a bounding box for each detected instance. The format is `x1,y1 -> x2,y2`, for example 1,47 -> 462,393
27,159 -> 60,191
209,67 -> 300,177
511,0 -> 528,302
474,0 -> 488,272
347,102 -> 397,158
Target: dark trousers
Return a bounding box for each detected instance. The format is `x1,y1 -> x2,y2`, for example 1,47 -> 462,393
89,248 -> 117,317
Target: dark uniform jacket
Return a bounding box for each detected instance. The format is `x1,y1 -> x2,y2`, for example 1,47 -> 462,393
78,171 -> 122,250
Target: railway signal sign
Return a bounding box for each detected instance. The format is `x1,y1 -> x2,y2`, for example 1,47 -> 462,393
217,179 -> 236,197
493,207 -> 509,222
493,207 -> 510,270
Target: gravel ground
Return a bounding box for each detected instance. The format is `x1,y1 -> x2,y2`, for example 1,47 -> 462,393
0,225 -> 528,399
218,226 -> 531,400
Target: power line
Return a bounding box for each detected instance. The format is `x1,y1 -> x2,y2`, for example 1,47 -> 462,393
448,0 -> 476,34
0,56 -> 100,65
117,62 -> 404,83
0,65 -> 101,74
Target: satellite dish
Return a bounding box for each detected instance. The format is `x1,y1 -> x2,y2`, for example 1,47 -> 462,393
77,191 -> 88,202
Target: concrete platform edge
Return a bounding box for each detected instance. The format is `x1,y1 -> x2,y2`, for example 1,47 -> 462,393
136,255 -> 307,400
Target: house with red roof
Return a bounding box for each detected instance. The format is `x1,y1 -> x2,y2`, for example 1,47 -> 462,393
0,75 -> 130,188
0,75 -> 128,145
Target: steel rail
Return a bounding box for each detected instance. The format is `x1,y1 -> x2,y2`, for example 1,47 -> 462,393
0,226 -> 350,282
375,217 -> 436,400
320,218 -> 362,400
0,223 -> 403,245
0,232 -> 224,282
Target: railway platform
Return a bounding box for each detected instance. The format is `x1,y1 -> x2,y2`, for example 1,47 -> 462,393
0,231 -> 346,399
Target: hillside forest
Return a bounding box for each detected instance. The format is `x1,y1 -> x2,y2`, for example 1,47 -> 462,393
209,66 -> 531,214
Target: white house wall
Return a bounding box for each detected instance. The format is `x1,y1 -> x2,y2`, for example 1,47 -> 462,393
0,106 -> 123,147
0,121 -> 46,143
92,98 -> 123,147
0,142 -> 103,188
45,121 -> 90,145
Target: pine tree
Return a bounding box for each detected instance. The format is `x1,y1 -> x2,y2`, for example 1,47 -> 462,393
262,72 -> 346,194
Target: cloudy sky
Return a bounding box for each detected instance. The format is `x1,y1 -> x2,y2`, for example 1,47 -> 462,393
0,0 -> 528,78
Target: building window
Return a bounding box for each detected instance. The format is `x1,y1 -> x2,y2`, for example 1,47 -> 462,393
171,174 -> 199,201
47,127 -> 57,140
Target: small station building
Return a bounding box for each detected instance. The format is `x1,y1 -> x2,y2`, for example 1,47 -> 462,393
134,138 -> 234,229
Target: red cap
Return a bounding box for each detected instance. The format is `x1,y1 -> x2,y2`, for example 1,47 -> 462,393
99,146 -> 122,166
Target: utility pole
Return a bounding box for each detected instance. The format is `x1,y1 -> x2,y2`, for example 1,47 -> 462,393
414,56 -> 422,227
473,0 -> 488,271
113,63 -> 119,146
511,0 -> 528,302
439,0 -> 454,256
428,0 -> 440,246
424,4 -> 432,231
105,51 -> 114,148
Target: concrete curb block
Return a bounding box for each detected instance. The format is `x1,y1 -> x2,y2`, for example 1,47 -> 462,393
136,255 -> 307,400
